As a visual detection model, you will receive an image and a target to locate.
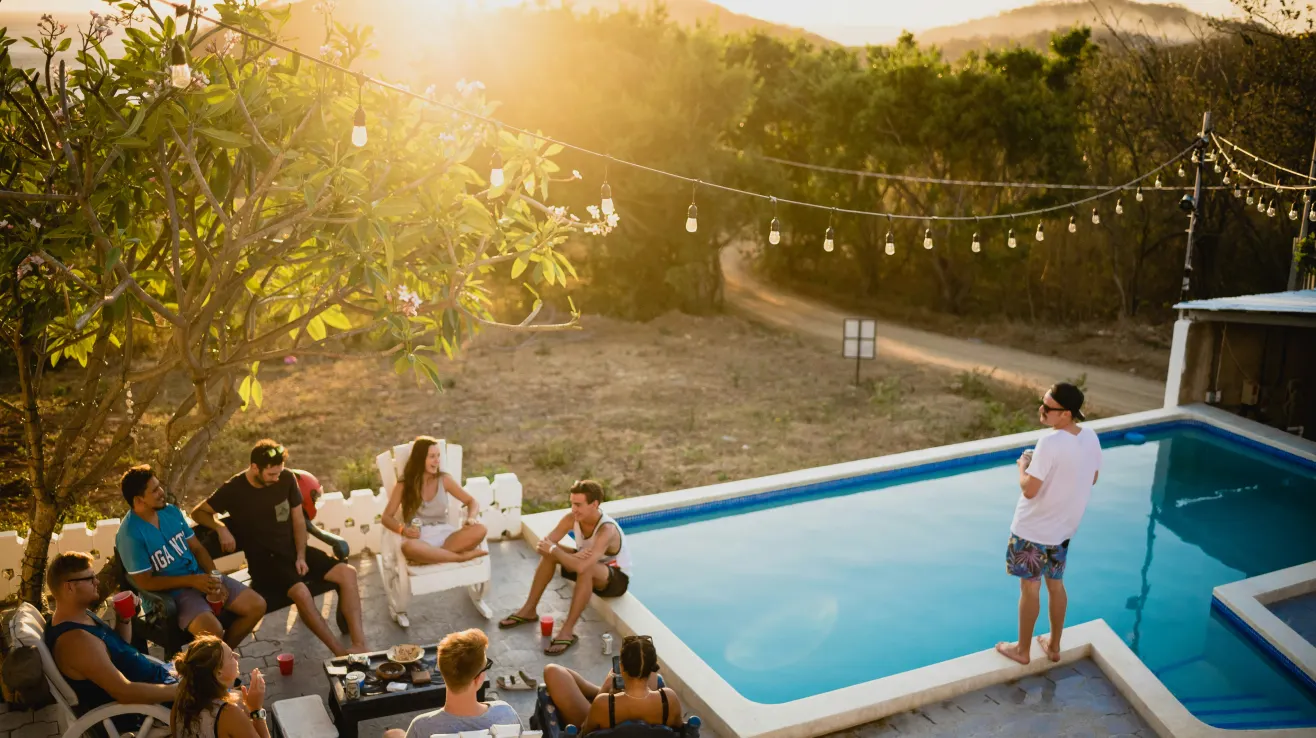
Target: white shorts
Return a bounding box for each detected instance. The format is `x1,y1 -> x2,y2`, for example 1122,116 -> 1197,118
417,523 -> 458,548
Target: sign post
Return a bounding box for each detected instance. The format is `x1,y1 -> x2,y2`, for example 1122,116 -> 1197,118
842,318 -> 877,385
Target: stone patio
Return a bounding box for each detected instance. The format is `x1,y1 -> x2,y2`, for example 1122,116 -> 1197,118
10,539 -> 1157,738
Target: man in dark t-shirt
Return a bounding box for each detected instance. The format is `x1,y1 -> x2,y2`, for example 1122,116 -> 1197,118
192,439 -> 368,655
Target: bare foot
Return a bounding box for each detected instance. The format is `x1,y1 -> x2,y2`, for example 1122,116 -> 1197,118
995,641 -> 1030,665
1036,634 -> 1060,662
460,549 -> 489,561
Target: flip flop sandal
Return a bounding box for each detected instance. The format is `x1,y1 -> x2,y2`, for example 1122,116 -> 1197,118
498,613 -> 536,629
517,669 -> 540,689
496,675 -> 536,691
544,635 -> 579,656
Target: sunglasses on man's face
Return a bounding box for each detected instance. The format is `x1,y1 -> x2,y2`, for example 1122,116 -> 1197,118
65,575 -> 97,585
1039,400 -> 1067,414
482,657 -> 493,674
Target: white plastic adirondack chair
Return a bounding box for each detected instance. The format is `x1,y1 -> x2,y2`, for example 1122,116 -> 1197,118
7,602 -> 172,738
375,440 -> 493,627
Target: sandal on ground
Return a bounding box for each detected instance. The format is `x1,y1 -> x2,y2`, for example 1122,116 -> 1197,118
544,635 -> 578,656
498,613 -> 536,629
517,669 -> 540,688
496,675 -> 536,691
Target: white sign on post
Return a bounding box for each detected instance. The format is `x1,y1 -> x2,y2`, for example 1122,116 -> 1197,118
843,318 -> 877,383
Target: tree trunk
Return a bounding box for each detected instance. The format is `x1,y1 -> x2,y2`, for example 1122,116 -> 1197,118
20,500 -> 60,606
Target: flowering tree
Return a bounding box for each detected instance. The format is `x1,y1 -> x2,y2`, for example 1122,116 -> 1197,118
0,1 -> 604,603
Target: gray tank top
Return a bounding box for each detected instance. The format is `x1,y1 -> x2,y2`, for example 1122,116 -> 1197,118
414,477 -> 449,525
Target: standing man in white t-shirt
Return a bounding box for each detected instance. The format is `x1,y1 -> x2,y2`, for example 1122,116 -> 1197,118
996,382 -> 1102,666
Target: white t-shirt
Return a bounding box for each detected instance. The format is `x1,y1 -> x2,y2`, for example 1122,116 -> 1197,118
1010,426 -> 1102,546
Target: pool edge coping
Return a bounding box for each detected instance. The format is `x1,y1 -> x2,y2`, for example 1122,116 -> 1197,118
1213,562 -> 1316,692
522,404 -> 1316,738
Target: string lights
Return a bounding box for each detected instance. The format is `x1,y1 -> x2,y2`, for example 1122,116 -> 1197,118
33,0 -> 1307,267
884,215 -> 895,255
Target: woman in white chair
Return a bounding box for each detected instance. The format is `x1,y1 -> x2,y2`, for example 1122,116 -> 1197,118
382,436 -> 488,564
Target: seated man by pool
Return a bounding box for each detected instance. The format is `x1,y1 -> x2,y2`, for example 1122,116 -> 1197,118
996,382 -> 1101,665
498,479 -> 632,655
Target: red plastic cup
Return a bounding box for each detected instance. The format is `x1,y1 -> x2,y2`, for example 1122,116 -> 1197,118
207,595 -> 223,615
277,653 -> 294,676
112,592 -> 136,620
539,615 -> 554,637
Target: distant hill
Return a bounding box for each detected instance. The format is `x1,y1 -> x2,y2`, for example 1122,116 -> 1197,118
914,0 -> 1217,59
558,0 -> 836,47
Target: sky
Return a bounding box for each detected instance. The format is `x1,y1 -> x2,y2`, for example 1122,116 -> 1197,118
6,0 -> 1247,44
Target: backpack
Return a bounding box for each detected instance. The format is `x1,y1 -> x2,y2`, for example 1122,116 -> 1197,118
1,644 -> 53,710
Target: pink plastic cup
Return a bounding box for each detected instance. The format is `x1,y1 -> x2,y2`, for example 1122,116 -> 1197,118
112,592 -> 136,620
277,653 -> 294,676
540,615 -> 554,637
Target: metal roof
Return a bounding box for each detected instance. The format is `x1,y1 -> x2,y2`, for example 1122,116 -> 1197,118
1174,289 -> 1316,315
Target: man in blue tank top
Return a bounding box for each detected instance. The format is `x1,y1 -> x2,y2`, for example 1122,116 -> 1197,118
46,552 -> 177,730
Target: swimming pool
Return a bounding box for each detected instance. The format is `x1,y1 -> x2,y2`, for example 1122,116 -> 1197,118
524,406 -> 1316,738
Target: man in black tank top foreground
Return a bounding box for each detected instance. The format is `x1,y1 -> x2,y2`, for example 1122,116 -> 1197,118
497,480 -> 632,656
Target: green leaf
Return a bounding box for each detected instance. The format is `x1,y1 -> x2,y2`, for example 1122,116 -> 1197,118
57,38 -> 71,52
306,315 -> 327,342
238,375 -> 252,407
511,254 -> 530,279
543,143 -> 564,157
251,378 -> 264,408
197,127 -> 252,149
321,304 -> 352,330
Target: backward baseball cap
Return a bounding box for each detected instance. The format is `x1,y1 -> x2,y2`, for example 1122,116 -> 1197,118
1050,382 -> 1086,421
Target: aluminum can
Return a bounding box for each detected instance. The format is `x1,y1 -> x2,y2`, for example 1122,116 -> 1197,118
344,671 -> 364,700
601,634 -> 614,655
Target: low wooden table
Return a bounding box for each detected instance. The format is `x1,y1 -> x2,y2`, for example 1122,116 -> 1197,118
323,645 -> 488,738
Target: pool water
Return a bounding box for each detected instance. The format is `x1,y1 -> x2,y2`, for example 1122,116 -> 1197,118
623,425 -> 1316,730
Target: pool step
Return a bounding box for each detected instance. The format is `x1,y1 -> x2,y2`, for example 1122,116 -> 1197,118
1180,693 -> 1316,729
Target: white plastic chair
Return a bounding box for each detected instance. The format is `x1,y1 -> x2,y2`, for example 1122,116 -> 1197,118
375,440 -> 493,627
7,602 -> 172,738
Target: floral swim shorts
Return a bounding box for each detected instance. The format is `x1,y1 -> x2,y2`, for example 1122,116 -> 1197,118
1005,534 -> 1069,580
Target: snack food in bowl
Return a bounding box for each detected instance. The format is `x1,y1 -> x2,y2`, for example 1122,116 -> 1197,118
375,661 -> 406,681
387,644 -> 423,664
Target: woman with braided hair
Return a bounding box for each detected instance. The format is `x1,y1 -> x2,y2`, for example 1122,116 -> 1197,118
543,635 -> 681,734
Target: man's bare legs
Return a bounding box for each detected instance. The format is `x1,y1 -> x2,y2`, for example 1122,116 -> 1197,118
499,551 -> 562,626
324,563 -> 368,652
996,577 -> 1042,665
1036,577 -> 1066,661
288,582 -> 346,656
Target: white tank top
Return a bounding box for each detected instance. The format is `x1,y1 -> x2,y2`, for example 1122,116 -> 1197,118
175,700 -> 223,738
573,512 -> 632,574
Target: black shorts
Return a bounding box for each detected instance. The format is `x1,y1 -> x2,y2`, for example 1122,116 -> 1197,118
561,564 -> 629,597
248,546 -> 339,599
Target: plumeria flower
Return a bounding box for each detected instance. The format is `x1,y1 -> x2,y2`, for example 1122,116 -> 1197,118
30,219 -> 41,229
396,286 -> 422,317
572,170 -> 583,180
606,212 -> 620,228
586,204 -> 601,219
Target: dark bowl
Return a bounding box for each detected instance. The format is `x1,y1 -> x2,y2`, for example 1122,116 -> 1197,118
375,661 -> 406,681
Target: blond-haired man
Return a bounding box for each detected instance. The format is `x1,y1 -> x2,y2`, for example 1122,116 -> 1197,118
385,629 -> 518,738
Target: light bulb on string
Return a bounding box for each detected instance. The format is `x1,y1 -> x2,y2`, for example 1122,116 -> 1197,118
1214,161 -> 1223,174
1115,198 -> 1124,215
169,39 -> 191,88
1091,207 -> 1100,225
1135,187 -> 1144,202
1233,185 -> 1242,199
1266,200 -> 1276,218
489,151 -> 505,188
970,231 -> 980,253
1007,227 -> 1017,248
768,197 -> 782,245
823,209 -> 836,253
1177,164 -> 1186,178
1309,206 -> 1316,223
1035,222 -> 1045,242
351,105 -> 367,147
1246,189 -> 1255,206
1222,170 -> 1231,184
885,217 -> 896,256
1154,175 -> 1163,189
1289,202 -> 1299,221
1068,214 -> 1077,234
600,163 -> 615,215
1258,197 -> 1267,214
684,181 -> 698,233
923,228 -> 934,250
350,74 -> 367,147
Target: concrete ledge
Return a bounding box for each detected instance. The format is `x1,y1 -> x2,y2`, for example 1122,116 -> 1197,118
1213,562 -> 1316,691
521,406 -> 1316,738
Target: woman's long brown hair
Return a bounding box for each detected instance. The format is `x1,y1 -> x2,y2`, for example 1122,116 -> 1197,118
400,435 -> 441,523
171,636 -> 229,736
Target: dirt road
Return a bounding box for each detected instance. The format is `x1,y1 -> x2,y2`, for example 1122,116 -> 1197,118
720,246 -> 1166,415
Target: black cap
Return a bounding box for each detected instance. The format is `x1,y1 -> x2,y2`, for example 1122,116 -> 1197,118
1050,382 -> 1086,421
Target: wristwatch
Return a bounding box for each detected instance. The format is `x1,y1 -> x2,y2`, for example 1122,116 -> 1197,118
249,708 -> 267,722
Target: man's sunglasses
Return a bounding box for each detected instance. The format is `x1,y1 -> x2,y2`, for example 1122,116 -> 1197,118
482,657 -> 493,674
1039,401 -> 1068,414
65,575 -> 97,584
